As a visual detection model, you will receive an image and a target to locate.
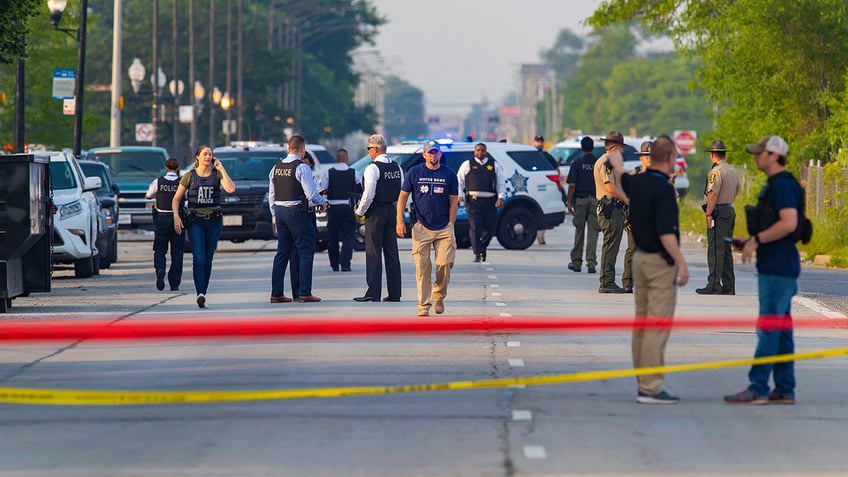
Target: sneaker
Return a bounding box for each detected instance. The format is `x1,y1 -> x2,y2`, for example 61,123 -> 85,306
417,307 -> 429,317
434,300 -> 445,314
636,390 -> 679,404
196,294 -> 206,308
724,388 -> 768,404
768,391 -> 796,405
624,286 -> 633,293
155,269 -> 165,291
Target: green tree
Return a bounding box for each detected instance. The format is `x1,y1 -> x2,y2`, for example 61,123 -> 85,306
0,0 -> 385,151
588,0 -> 848,163
0,0 -> 40,64
539,28 -> 585,84
382,75 -> 426,142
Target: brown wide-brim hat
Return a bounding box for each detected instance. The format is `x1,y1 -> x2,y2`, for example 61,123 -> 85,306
708,140 -> 727,153
601,130 -> 625,146
638,140 -> 652,156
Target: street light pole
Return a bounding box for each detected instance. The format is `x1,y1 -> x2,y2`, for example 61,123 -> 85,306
109,0 -> 122,147
47,0 -> 88,158
208,0 -> 216,147
151,0 -> 160,147
172,0 -> 180,158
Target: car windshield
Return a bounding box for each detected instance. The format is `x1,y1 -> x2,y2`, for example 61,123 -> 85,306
90,151 -> 164,177
79,163 -> 111,195
351,153 -> 421,173
506,150 -> 557,171
215,152 -> 284,180
50,161 -> 77,191
310,149 -> 334,165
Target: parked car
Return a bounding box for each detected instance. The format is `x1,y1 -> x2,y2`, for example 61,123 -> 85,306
210,144 -> 329,249
85,146 -> 170,228
36,150 -> 102,277
351,140 -> 567,250
79,160 -> 120,268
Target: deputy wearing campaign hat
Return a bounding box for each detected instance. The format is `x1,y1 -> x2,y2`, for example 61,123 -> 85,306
696,139 -> 741,295
593,130 -> 630,293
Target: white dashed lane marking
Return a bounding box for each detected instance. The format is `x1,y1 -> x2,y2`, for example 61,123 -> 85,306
499,312 -> 511,317
506,341 -> 520,347
512,410 -> 532,421
508,358 -> 525,367
495,302 -> 507,307
523,446 -> 547,459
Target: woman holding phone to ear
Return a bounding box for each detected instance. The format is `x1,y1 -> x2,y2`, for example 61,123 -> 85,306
172,145 -> 236,308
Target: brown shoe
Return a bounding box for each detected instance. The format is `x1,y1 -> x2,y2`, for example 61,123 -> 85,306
270,295 -> 292,303
298,295 -> 321,303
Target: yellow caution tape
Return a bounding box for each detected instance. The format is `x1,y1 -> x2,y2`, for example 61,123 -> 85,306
2,347 -> 846,406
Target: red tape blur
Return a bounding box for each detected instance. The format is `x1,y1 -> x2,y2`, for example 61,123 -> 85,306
0,315 -> 842,341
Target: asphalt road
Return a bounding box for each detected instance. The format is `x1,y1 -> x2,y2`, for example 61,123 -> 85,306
1,224 -> 847,476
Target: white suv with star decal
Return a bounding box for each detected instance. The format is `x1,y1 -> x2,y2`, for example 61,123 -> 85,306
352,140 -> 566,249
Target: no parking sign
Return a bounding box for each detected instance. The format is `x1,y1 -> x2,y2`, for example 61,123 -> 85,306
135,123 -> 153,142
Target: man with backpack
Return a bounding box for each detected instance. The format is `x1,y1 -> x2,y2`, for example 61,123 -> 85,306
724,135 -> 807,405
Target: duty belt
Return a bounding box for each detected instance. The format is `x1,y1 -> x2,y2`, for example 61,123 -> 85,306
714,203 -> 733,209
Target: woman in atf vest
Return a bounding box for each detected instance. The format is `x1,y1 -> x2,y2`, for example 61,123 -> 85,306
172,145 -> 236,308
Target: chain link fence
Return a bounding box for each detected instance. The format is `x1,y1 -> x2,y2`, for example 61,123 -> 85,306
799,162 -> 848,219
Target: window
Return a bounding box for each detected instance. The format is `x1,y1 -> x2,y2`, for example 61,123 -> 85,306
506,150 -> 556,171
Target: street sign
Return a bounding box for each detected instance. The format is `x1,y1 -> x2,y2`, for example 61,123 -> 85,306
135,123 -> 153,142
179,105 -> 193,124
674,130 -> 697,155
52,69 -> 75,100
62,98 -> 75,115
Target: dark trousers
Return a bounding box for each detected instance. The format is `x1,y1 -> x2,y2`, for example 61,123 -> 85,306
186,216 -> 222,296
272,207 -> 316,298
289,211 -> 317,297
466,196 -> 498,256
364,204 -> 401,299
707,207 -> 736,293
153,212 -> 185,289
327,204 -> 356,270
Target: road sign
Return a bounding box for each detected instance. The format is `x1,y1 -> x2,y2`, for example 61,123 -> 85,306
135,123 -> 153,142
674,130 -> 697,155
62,99 -> 75,116
52,69 -> 75,100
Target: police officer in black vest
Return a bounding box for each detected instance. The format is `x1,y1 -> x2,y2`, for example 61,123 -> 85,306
319,148 -> 362,272
269,135 -> 327,303
353,134 -> 403,302
457,143 -> 504,262
145,158 -> 184,291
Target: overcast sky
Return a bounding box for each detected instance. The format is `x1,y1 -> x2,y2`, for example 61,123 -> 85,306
364,0 -> 604,115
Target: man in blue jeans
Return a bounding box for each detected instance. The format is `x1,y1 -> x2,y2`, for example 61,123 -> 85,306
724,135 -> 800,405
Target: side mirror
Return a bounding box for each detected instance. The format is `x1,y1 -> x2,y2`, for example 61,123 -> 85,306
83,176 -> 102,192
99,198 -> 116,209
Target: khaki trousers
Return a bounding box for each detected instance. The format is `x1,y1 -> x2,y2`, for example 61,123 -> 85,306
632,250 -> 678,395
411,222 -> 456,312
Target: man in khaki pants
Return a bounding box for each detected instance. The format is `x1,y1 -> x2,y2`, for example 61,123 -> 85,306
623,135 -> 690,404
397,139 -> 459,316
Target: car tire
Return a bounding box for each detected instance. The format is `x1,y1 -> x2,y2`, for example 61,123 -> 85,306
496,206 -> 538,250
455,234 -> 471,249
109,235 -> 118,264
315,239 -> 328,253
74,255 -> 95,278
92,253 -> 101,275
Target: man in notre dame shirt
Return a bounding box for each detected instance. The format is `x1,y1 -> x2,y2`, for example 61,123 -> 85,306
145,158 -> 184,291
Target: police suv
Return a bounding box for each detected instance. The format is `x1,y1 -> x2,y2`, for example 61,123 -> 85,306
352,140 -> 566,250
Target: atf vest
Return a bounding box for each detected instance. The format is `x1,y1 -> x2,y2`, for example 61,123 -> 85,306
464,159 -> 497,193
155,175 -> 180,211
327,168 -> 357,201
187,170 -> 221,208
373,161 -> 401,204
272,160 -> 306,204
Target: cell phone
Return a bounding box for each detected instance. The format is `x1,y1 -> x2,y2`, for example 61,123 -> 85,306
730,237 -> 747,250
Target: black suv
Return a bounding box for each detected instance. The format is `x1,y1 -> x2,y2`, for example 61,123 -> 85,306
211,144 -> 329,248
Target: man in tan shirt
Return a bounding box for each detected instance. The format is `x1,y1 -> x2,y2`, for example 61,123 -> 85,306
593,130 -> 630,293
696,140 -> 741,295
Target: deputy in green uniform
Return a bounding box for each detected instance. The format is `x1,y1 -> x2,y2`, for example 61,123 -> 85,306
696,140 -> 741,295
593,131 -> 629,293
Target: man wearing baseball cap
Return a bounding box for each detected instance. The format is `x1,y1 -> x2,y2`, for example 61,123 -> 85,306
396,139 -> 459,316
696,139 -> 741,295
725,135 -> 800,405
